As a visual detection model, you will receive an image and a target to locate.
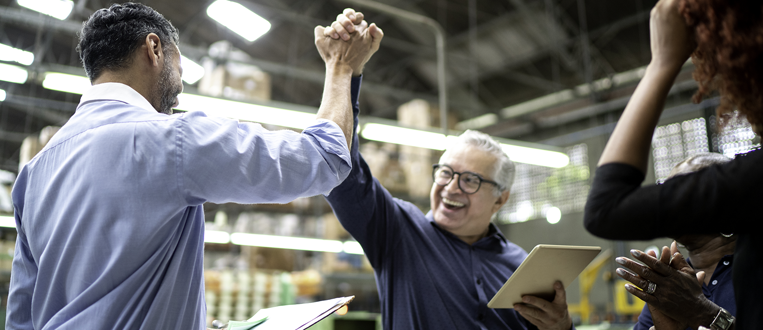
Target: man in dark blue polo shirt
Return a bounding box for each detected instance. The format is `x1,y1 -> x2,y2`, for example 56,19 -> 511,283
324,13 -> 573,328
326,75 -> 573,330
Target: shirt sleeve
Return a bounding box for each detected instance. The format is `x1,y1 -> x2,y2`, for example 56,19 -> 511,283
584,150 -> 763,240
325,76 -> 406,269
6,209 -> 37,329
634,304 -> 655,330
175,107 -> 352,205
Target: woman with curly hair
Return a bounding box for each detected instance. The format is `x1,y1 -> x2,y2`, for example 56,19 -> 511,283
584,0 -> 762,329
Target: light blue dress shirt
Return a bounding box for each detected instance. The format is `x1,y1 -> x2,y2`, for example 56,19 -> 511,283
7,83 -> 351,329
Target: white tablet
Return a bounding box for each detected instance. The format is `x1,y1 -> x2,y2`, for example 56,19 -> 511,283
487,244 -> 601,308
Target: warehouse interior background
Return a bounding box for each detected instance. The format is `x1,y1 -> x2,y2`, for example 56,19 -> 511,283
0,0 -> 758,328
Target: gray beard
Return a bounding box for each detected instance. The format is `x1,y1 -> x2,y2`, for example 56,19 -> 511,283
156,57 -> 182,115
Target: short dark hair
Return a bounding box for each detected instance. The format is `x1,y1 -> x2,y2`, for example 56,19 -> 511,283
77,2 -> 179,82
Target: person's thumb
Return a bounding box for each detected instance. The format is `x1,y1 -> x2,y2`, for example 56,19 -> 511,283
369,23 -> 384,41
696,271 -> 706,285
314,26 -> 325,41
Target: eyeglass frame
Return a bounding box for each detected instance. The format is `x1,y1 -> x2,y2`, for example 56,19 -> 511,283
431,164 -> 503,194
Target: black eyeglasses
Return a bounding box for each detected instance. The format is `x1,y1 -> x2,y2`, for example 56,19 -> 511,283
432,164 -> 502,194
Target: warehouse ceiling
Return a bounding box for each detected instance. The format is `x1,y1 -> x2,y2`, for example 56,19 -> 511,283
0,0 -> 660,173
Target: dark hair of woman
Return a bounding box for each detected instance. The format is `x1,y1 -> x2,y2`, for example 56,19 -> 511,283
680,0 -> 763,126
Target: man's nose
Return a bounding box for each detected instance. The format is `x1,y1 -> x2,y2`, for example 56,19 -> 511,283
445,176 -> 462,194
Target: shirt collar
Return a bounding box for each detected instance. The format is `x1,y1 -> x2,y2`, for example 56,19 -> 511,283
686,254 -> 734,270
425,211 -> 508,245
78,82 -> 157,114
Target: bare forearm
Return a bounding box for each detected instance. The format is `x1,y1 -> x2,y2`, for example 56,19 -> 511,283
597,61 -> 683,171
316,62 -> 354,149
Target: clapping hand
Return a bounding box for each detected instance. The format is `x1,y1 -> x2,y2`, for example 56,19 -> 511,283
616,242 -> 720,330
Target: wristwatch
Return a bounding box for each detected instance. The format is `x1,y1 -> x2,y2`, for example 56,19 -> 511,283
709,307 -> 734,330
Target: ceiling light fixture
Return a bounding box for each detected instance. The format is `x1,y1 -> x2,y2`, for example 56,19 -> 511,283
42,72 -> 91,94
0,43 -> 34,66
204,230 -> 231,244
0,89 -> 6,102
206,0 -> 271,42
0,217 -> 364,254
0,63 -> 29,84
180,55 -> 205,85
361,123 -> 569,168
501,144 -> 569,168
176,94 -> 316,130
230,232 -> 364,255
17,0 -> 74,20
342,241 -> 364,255
360,123 -> 454,150
39,72 -> 568,168
0,215 -> 15,228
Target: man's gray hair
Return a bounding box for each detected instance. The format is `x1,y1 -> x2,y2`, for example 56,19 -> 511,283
442,130 -> 515,195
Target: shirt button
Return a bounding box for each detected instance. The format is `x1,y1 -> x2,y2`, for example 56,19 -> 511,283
476,278 -> 482,285
478,314 -> 484,320
712,280 -> 718,285
723,261 -> 730,266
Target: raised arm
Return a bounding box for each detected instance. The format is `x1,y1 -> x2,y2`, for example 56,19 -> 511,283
597,0 -> 694,171
324,75 -> 406,269
314,9 -> 383,149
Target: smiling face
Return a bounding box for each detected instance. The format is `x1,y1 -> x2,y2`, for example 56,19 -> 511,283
430,143 -> 509,243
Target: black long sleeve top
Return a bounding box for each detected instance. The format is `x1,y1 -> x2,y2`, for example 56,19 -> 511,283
584,150 -> 763,330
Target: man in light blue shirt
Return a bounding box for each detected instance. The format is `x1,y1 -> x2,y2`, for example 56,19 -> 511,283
7,3 -> 382,329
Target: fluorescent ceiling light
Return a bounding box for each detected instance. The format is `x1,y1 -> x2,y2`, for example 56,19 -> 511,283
0,63 -> 29,84
176,93 -> 315,130
231,233 -> 343,253
361,123 -> 569,168
37,72 -> 568,168
18,0 -> 74,20
42,72 -> 91,94
0,43 -> 34,66
180,55 -> 205,85
0,220 -> 363,254
342,241 -> 364,255
0,89 -> 6,102
361,123 -> 452,150
207,0 -> 271,42
229,233 -> 364,255
501,144 -> 569,168
204,230 -> 231,244
38,72 -> 317,130
0,215 -> 15,228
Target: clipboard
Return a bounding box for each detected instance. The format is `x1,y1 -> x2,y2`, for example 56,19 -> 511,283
226,296 -> 354,330
487,244 -> 601,308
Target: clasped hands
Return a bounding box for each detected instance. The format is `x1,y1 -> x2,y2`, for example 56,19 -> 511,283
616,242 -> 721,330
314,8 -> 383,77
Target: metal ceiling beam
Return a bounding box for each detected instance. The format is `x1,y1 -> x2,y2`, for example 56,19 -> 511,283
0,129 -> 28,144
448,10 -> 648,97
0,6 -> 440,106
0,7 -> 82,34
1,94 -> 74,125
337,0 -> 449,133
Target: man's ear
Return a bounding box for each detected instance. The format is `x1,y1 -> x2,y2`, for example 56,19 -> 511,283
143,33 -> 163,67
491,190 -> 510,214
